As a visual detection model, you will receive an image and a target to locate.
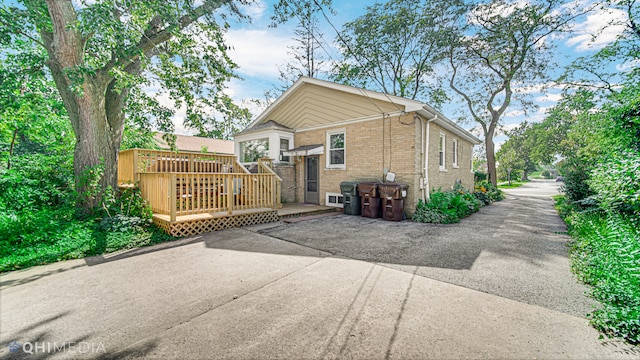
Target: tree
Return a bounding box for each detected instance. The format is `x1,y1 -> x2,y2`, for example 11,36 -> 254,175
332,0 -> 457,103
446,0 -> 586,186
0,40 -> 72,170
0,0 -> 249,212
265,0 -> 329,102
496,122 -> 538,182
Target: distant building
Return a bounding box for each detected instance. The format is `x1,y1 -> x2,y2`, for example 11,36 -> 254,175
154,133 -> 234,155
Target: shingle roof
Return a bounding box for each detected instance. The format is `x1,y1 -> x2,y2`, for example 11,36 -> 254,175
154,133 -> 234,154
235,120 -> 293,136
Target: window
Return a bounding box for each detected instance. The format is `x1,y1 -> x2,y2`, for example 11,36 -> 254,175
439,133 -> 446,170
327,130 -> 345,169
326,192 -> 344,208
240,138 -> 268,163
280,138 -> 290,163
452,139 -> 458,168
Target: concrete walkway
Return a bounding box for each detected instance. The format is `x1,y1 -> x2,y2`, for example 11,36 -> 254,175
1,180 -> 638,359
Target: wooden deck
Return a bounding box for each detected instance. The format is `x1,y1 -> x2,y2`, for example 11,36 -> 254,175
152,204 -> 339,237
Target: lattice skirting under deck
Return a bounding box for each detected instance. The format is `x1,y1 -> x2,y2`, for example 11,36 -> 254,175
153,210 -> 279,237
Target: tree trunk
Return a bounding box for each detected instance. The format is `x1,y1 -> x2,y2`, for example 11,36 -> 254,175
38,0 -> 127,213
485,125 -> 498,186
70,78 -> 123,213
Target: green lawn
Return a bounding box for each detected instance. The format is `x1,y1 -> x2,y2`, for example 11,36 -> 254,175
498,181 -> 525,189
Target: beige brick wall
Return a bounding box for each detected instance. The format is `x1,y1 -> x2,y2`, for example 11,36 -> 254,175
427,123 -> 475,193
286,115 -> 476,216
273,163 -> 296,204
293,114 -> 422,214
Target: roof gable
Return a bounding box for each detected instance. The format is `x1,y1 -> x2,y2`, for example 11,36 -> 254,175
247,77 -> 425,131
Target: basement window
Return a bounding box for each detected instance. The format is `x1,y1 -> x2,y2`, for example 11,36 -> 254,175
326,192 -> 344,208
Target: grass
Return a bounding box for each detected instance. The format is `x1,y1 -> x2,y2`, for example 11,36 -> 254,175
0,206 -> 174,272
498,181 -> 525,189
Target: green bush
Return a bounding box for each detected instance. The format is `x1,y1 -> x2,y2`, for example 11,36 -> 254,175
0,154 -> 174,272
474,180 -> 505,203
541,169 -> 551,179
560,165 -> 594,205
564,210 -> 640,344
414,186 -> 483,224
474,171 -> 488,182
0,154 -> 73,211
589,153 -> 640,216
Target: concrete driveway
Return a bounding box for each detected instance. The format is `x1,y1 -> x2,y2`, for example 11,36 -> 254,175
1,180 -> 638,359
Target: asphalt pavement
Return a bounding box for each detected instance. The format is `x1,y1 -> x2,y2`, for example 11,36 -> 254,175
1,179 -> 638,359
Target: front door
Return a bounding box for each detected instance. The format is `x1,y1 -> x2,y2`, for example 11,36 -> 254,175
305,156 -> 319,204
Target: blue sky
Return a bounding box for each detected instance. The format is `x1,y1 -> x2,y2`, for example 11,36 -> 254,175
171,0 -> 628,148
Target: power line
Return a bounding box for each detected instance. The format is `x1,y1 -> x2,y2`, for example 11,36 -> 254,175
310,0 -> 405,113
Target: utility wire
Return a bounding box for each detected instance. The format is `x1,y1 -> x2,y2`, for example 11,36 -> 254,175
310,0 -> 405,113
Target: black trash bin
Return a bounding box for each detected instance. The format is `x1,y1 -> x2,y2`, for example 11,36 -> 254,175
358,182 -> 381,218
379,183 -> 408,221
340,181 -> 361,215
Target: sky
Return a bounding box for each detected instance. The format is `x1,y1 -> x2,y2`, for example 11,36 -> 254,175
172,0 -> 628,149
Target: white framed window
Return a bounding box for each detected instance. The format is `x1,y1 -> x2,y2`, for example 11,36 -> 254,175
438,133 -> 446,170
240,138 -> 269,163
280,138 -> 290,163
326,129 -> 346,169
326,192 -> 344,208
452,139 -> 459,168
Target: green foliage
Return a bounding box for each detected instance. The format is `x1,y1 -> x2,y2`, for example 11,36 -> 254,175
474,180 -> 505,204
559,163 -> 595,205
332,0 -> 457,103
0,154 -> 73,211
414,185 -> 484,224
0,153 -> 173,272
589,153 -> 640,216
558,204 -> 640,344
541,169 -> 551,179
474,171 -> 487,182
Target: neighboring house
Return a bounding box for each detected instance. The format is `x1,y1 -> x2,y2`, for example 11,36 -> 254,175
234,77 -> 481,215
154,132 -> 234,155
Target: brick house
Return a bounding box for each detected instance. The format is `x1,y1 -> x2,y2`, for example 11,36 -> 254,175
234,77 -> 481,215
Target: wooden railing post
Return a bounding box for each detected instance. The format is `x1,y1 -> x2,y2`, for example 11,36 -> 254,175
227,175 -> 233,214
170,174 -> 177,222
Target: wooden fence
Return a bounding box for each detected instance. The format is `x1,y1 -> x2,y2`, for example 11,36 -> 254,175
138,172 -> 279,221
118,149 -> 247,185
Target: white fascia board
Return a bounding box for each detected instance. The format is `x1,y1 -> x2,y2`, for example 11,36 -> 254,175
418,108 -> 482,145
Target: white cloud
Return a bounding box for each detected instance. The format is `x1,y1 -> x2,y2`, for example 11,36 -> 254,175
565,8 -> 627,51
239,0 -> 269,20
617,59 -> 640,73
225,29 -> 296,79
535,93 -> 563,103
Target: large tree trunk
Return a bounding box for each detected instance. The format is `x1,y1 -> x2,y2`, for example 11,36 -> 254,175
72,79 -> 123,212
40,0 -> 126,213
485,125 -> 498,187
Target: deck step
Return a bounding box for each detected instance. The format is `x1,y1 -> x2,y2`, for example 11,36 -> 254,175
283,211 -> 341,223
278,207 -> 340,220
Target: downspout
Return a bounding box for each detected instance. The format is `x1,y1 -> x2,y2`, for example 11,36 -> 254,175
421,114 -> 437,201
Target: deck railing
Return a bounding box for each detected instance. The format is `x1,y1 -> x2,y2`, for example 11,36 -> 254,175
258,158 -> 282,209
118,148 -> 248,185
138,172 -> 279,221
118,149 -> 281,221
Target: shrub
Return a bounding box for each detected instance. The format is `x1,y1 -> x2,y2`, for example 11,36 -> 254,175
565,211 -> 640,344
541,169 -> 551,179
414,186 -> 483,224
560,165 -> 594,204
474,180 -> 504,203
589,153 -> 640,216
474,171 -> 487,182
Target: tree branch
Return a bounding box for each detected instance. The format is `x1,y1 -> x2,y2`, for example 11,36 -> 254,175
103,0 -> 232,75
448,48 -> 486,131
